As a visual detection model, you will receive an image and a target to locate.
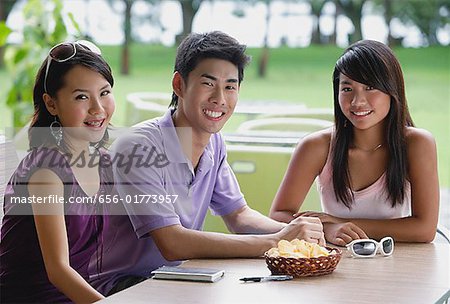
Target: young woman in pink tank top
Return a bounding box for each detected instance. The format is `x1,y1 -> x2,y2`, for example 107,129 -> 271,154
270,40 -> 439,246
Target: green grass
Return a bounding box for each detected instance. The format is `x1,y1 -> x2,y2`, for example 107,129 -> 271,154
1,44 -> 448,186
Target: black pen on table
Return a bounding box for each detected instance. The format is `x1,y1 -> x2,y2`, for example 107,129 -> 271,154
240,275 -> 293,282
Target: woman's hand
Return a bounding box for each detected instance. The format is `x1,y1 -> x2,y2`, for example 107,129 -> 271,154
323,222 -> 368,246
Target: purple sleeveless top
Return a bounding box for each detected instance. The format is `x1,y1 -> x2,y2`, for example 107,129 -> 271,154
0,147 -> 113,303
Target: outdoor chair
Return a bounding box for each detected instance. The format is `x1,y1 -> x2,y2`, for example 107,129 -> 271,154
236,117 -> 333,139
125,92 -> 170,126
261,107 -> 334,122
203,143 -> 321,233
0,135 -> 20,222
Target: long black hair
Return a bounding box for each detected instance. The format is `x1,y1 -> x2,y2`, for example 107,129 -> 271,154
29,43 -> 114,151
331,40 -> 414,208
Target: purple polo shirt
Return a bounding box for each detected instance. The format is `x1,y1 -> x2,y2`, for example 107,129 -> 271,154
91,110 -> 246,294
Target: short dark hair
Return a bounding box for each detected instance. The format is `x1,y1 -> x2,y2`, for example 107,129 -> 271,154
170,31 -> 251,109
29,43 -> 114,151
331,40 -> 414,208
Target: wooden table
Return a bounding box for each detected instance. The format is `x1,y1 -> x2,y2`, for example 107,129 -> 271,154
100,243 -> 449,304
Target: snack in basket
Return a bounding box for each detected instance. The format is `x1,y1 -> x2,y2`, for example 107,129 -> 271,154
266,239 -> 330,259
264,239 -> 342,277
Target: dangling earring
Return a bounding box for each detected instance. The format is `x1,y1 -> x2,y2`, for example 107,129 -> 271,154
50,116 -> 63,146
344,119 -> 348,128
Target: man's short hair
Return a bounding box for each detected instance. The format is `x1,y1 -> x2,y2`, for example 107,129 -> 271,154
170,31 -> 251,109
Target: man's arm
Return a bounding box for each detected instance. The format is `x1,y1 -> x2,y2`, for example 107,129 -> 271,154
223,205 -> 325,243
150,224 -> 276,261
150,214 -> 324,261
222,205 -> 286,234
112,130 -> 324,260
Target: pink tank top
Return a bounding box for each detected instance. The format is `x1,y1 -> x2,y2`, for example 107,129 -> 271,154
317,143 -> 411,219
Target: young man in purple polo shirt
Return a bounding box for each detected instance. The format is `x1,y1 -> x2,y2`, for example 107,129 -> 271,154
92,31 -> 324,295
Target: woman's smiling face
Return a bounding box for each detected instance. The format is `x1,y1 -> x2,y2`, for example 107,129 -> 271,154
45,65 -> 115,146
338,73 -> 391,131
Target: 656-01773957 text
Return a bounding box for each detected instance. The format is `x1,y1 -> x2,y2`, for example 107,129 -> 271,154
9,194 -> 179,205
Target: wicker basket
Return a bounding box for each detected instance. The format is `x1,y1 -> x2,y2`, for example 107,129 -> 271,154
264,247 -> 342,277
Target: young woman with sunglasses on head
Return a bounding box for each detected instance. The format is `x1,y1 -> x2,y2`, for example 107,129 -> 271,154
0,41 -> 115,303
270,40 -> 439,246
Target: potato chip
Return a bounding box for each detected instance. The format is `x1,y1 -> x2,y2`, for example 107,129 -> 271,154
290,251 -> 309,259
279,252 -> 294,258
290,239 -> 303,247
310,243 -> 330,257
278,240 -> 295,254
293,240 -> 312,257
266,238 -> 330,259
266,247 -> 279,258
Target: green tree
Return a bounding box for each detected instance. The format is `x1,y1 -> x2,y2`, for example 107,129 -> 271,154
258,0 -> 272,78
231,0 -> 273,78
121,0 -> 133,75
0,0 -> 18,67
336,0 -> 367,44
106,0 -> 135,75
0,22 -> 11,47
308,0 -> 329,45
106,0 -> 162,75
175,0 -> 203,45
397,0 -> 450,45
0,0 -> 17,21
369,0 -> 400,46
371,0 -> 449,46
1,0 -> 80,128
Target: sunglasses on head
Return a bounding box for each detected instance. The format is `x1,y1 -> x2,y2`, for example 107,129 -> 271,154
346,236 -> 394,258
43,40 -> 101,93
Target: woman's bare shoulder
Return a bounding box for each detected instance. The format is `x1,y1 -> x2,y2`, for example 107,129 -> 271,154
294,128 -> 333,164
405,127 -> 436,146
300,128 -> 332,149
405,127 -> 437,155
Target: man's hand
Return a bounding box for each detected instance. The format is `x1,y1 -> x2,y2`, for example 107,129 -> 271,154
323,222 -> 368,246
276,216 -> 325,246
